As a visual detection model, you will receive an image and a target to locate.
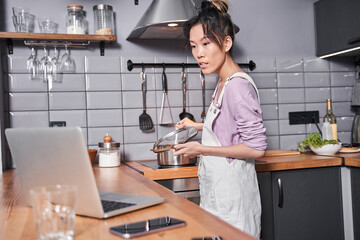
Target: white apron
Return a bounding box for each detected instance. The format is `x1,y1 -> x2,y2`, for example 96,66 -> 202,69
198,72 -> 261,238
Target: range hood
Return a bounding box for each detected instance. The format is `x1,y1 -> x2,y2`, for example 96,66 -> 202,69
127,0 -> 196,40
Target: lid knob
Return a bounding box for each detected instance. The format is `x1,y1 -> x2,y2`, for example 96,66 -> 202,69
103,133 -> 112,143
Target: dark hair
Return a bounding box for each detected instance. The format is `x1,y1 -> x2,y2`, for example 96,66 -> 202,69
184,0 -> 235,49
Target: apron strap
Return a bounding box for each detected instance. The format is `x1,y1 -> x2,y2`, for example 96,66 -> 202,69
215,72 -> 260,108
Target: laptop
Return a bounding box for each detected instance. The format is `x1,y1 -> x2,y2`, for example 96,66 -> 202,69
5,127 -> 165,219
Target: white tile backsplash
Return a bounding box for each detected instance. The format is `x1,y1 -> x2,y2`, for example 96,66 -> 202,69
87,74 -> 122,91
49,110 -> 87,127
10,111 -> 49,128
276,57 -> 304,72
5,55 -> 355,152
278,88 -> 305,104
49,92 -> 86,110
87,127 -> 123,145
277,73 -> 304,88
85,56 -> 120,73
49,74 -> 86,92
123,143 -> 157,161
87,92 -> 122,109
331,72 -> 356,86
305,88 -> 331,102
9,92 -> 48,111
9,74 -> 47,92
251,73 -> 277,89
331,87 -> 353,102
87,109 -> 123,127
303,57 -> 330,72
304,72 -> 331,87
123,126 -> 158,144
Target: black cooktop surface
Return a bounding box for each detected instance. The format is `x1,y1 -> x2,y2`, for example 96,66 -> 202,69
138,160 -> 198,170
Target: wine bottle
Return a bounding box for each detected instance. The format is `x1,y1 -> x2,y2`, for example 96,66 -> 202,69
323,98 -> 337,140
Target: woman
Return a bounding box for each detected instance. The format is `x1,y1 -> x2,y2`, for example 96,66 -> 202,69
174,0 -> 267,238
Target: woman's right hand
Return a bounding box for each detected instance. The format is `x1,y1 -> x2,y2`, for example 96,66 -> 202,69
176,117 -> 203,131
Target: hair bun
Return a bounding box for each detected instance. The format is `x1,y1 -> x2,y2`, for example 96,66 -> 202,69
211,0 -> 229,14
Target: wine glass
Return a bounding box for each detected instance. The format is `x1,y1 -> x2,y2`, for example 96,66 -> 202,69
39,47 -> 52,82
49,47 -> 62,82
59,45 -> 75,73
26,47 -> 40,80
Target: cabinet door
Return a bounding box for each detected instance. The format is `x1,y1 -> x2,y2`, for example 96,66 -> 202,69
272,167 -> 344,240
351,167 -> 360,240
315,0 -> 360,57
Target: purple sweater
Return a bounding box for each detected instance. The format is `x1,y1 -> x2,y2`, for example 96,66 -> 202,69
212,76 -> 267,163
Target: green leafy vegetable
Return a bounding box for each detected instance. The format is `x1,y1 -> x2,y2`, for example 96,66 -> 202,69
298,132 -> 339,151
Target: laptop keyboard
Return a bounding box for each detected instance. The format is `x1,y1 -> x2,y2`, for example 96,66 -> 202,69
101,200 -> 136,213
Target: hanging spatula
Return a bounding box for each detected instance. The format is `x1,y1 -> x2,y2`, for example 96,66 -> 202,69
139,68 -> 154,132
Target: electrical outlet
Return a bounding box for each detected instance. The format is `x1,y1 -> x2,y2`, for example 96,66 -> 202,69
289,111 -> 319,125
49,121 -> 66,127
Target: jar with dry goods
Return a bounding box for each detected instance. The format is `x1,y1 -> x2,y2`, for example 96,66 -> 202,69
66,4 -> 86,34
98,134 -> 120,167
93,4 -> 114,35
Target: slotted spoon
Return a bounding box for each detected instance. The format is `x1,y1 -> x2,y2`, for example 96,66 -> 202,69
139,69 -> 154,132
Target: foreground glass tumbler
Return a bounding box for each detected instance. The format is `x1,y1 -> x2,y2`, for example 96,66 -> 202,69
30,185 -> 77,240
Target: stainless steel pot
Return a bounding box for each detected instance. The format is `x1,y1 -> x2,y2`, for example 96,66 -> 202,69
153,128 -> 198,166
156,145 -> 197,166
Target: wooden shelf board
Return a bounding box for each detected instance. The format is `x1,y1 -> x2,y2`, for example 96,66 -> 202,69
0,32 -> 116,42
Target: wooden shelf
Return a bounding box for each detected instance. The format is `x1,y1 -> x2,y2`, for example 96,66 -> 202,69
0,32 -> 116,42
0,32 -> 116,55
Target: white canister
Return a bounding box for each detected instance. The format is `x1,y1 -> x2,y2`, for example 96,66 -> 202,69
98,134 -> 120,167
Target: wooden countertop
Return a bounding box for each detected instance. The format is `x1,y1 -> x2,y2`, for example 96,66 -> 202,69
0,166 -> 256,240
125,150 -> 351,180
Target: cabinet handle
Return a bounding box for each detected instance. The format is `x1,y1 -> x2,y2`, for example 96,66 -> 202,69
348,37 -> 360,45
277,178 -> 283,208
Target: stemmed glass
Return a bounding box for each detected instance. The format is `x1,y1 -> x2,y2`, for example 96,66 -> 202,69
49,47 -> 61,82
39,47 -> 52,82
59,45 -> 75,73
26,47 -> 40,80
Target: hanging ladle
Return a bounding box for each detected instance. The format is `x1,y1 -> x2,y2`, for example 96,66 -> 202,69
179,65 -> 195,121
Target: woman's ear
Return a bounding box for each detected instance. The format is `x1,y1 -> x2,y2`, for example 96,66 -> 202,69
224,36 -> 233,52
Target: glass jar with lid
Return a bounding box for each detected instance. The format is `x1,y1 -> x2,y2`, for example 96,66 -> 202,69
93,4 -> 114,35
66,4 -> 86,34
98,133 -> 120,167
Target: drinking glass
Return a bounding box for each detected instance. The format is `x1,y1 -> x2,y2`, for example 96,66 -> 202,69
38,17 -> 57,33
26,47 -> 40,80
49,47 -> 62,83
12,7 -> 35,32
39,47 -> 52,82
30,185 -> 77,240
59,45 -> 76,73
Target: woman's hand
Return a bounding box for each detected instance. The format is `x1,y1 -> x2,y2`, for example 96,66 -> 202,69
173,141 -> 204,158
176,117 -> 203,131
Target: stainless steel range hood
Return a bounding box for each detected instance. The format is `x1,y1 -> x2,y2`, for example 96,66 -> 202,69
127,0 -> 196,40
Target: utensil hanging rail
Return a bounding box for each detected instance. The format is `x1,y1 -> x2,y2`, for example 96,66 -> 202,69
127,59 -> 256,71
24,40 -> 91,48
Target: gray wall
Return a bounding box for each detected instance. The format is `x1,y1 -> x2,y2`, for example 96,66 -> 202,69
2,0 -> 357,162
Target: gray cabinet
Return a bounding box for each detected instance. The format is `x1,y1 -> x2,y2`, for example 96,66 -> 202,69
351,167 -> 360,240
314,0 -> 360,57
258,167 -> 344,240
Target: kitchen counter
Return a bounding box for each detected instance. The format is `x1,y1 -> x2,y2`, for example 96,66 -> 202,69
0,166 -> 256,240
125,150 -> 353,180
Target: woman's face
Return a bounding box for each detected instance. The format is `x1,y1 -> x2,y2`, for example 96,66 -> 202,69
189,24 -> 226,75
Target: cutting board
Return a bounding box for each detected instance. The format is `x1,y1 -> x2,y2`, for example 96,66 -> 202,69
264,149 -> 300,157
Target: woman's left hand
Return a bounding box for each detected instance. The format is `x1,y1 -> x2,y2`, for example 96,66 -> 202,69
173,141 -> 204,158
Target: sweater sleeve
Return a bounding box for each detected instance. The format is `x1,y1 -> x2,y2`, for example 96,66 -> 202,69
226,78 -> 267,150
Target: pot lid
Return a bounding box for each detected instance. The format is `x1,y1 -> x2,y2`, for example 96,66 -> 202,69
153,127 -> 198,153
